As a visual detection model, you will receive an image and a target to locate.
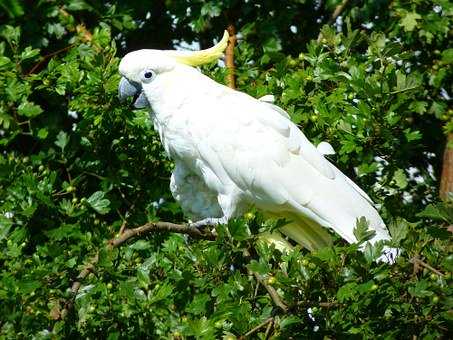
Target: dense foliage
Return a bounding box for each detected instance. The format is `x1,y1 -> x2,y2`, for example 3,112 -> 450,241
0,0 -> 452,338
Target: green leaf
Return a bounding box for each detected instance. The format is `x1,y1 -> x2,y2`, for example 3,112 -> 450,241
441,254 -> 453,272
0,215 -> 13,241
417,203 -> 452,223
393,169 -> 408,189
227,220 -> 250,241
247,259 -> 270,275
130,240 -> 150,250
404,128 -> 422,142
20,46 -> 40,61
337,282 -> 358,302
187,293 -> 210,315
137,268 -> 150,287
0,0 -> 24,18
17,102 -> 43,118
149,282 -> 173,304
400,12 -> 421,32
55,131 -> 69,151
18,280 -> 41,294
0,56 -> 11,68
87,191 -> 110,214
441,49 -> 453,64
388,218 -> 409,244
408,280 -> 433,298
66,0 -> 93,11
353,217 -> 376,243
37,128 -> 48,139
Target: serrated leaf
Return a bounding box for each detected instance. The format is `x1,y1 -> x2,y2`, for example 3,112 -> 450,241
149,282 -> 173,304
17,102 -> 43,117
337,282 -> 358,302
417,204 -> 452,223
353,217 -> 376,243
393,169 -> 408,189
187,293 -> 210,315
130,240 -> 150,250
408,280 -> 433,298
0,215 -> 13,241
441,48 -> 453,64
137,268 -> 150,287
400,12 -> 421,32
55,131 -> 69,151
37,128 -> 48,139
227,220 -> 250,241
247,259 -> 270,275
87,191 -> 110,214
388,218 -> 409,243
20,46 -> 40,61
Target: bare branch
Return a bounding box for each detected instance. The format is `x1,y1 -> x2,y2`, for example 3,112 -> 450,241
27,45 -> 75,75
225,24 -> 237,89
110,221 -> 216,247
328,0 -> 350,24
252,272 -> 288,312
317,0 -> 350,42
60,253 -> 99,319
440,133 -> 453,199
240,317 -> 273,339
59,221 -> 216,319
411,257 -> 445,277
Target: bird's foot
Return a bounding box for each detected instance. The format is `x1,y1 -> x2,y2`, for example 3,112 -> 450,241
189,216 -> 228,228
377,246 -> 400,264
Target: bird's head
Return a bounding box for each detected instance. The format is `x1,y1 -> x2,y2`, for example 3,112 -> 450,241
118,31 -> 229,108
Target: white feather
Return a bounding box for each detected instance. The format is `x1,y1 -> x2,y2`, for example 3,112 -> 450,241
120,54 -> 398,263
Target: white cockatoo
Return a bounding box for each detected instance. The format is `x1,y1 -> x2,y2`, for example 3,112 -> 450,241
118,31 -> 398,263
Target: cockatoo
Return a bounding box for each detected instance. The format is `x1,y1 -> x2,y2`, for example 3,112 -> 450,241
118,31 -> 398,263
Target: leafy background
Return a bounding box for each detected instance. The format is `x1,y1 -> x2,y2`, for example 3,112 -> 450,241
0,0 -> 452,338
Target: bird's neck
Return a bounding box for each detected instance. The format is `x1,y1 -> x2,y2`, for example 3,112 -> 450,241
147,66 -> 220,120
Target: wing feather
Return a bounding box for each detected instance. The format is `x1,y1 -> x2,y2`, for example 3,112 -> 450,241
191,87 -> 390,248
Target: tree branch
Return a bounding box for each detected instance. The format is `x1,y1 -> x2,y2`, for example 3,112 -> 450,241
440,133 -> 453,200
410,257 -> 445,277
26,45 -> 75,75
328,0 -> 350,24
58,221 -> 216,319
110,221 -> 216,247
225,23 -> 237,89
240,317 -> 273,339
317,0 -> 350,42
252,272 -> 288,312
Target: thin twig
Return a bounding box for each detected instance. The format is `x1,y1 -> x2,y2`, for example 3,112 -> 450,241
411,257 -> 445,277
317,0 -> 350,42
59,221 -> 216,319
240,317 -> 273,339
253,279 -> 260,299
60,253 -> 99,319
26,45 -> 75,75
118,220 -> 127,235
253,272 -> 288,312
264,318 -> 273,340
319,301 -> 339,308
328,0 -> 350,24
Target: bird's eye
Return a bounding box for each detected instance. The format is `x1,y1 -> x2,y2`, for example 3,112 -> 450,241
142,70 -> 155,82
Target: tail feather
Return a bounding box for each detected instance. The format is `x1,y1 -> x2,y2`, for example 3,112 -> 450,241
279,215 -> 333,251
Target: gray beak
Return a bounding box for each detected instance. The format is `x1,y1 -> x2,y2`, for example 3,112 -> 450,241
118,77 -> 150,109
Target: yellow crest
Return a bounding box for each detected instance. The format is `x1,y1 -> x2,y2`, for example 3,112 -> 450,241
165,31 -> 229,66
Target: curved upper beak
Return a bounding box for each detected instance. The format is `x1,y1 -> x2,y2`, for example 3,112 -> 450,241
118,77 -> 150,109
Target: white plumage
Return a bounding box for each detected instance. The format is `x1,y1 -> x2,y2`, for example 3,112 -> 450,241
118,34 -> 398,263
